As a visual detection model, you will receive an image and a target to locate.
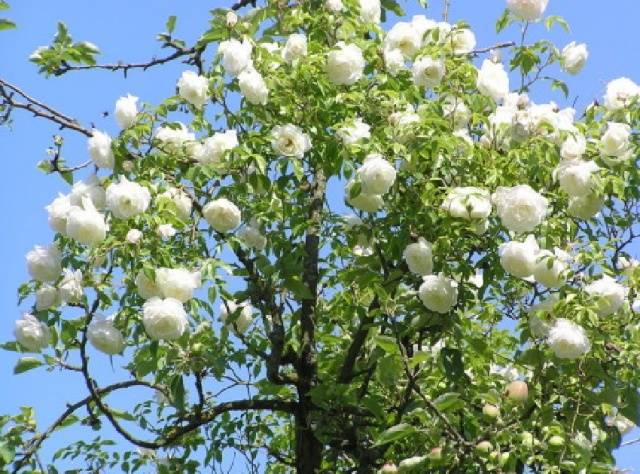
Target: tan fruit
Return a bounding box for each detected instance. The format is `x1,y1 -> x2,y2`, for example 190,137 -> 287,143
505,380 -> 529,403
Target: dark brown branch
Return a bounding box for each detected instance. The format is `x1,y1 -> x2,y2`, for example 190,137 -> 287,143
470,41 -> 516,55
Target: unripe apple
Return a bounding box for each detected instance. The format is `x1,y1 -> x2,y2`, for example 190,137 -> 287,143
499,452 -> 510,466
521,431 -> 534,449
378,462 -> 398,473
428,447 -> 442,461
505,381 -> 529,403
548,435 -> 565,449
475,440 -> 492,455
482,403 -> 500,419
191,342 -> 204,354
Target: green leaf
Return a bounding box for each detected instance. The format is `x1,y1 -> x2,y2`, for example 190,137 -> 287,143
0,18 -> 15,30
544,15 -> 570,32
14,357 -> 43,374
495,9 -> 510,33
285,277 -> 313,299
166,15 -> 177,34
373,423 -> 415,446
170,375 -> 186,411
374,335 -> 399,354
433,392 -> 462,411
0,1 -> 10,11
551,79 -> 569,98
380,0 -> 404,16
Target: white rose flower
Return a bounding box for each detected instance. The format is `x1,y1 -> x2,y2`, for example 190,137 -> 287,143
177,70 -> 209,108
506,0 -> 549,21
226,11 -> 238,27
345,180 -> 384,213
14,313 -> 50,352
106,176 -> 151,219
547,318 -> 590,359
560,133 -> 587,160
326,42 -> 365,86
584,275 -> 628,316
114,94 -> 139,129
560,42 -> 588,75
492,185 -> 549,233
600,122 -> 631,159
449,28 -> 476,54
203,198 -> 242,233
135,270 -> 161,299
155,268 -> 201,303
383,47 -> 405,75
434,21 -> 453,43
419,273 -> 458,313
87,315 -> 125,355
568,193 -> 603,220
238,222 -> 267,251
477,59 -> 509,102
87,130 -> 115,169
218,38 -> 253,76
45,193 -> 73,234
353,234 -> 374,257
384,22 -> 422,58
126,229 -> 143,244
197,130 -> 238,165
36,285 -> 60,310
605,414 -> 636,435
403,237 -> 433,276
271,124 -> 311,158
389,105 -> 420,142
359,0 -> 380,23
238,67 -> 269,105
357,154 -> 396,195
442,96 -> 470,129
499,234 -> 540,279
66,197 -> 107,245
633,299 -> 640,314
411,15 -> 436,44
158,188 -> 192,221
342,214 -> 364,230
58,268 -> 83,304
325,0 -> 343,11
533,249 -> 569,289
412,56 -> 445,89
154,123 -> 196,153
604,77 -> 640,111
26,244 -> 62,282
282,34 -> 307,63
69,175 -> 106,209
553,159 -> 599,197
337,118 -> 371,145
220,300 -> 254,334
441,187 -> 492,221
142,297 -> 188,341
157,224 -> 176,239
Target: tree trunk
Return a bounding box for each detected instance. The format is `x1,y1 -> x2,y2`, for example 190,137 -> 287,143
295,395 -> 323,473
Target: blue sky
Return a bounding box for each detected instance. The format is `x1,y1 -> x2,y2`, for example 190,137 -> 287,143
1,0 -> 639,470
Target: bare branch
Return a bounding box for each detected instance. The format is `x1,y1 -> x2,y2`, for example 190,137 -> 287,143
470,41 -> 516,55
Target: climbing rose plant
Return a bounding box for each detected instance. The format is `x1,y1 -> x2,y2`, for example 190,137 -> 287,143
2,0 -> 640,472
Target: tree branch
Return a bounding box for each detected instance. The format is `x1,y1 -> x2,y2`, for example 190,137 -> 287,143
470,41 -> 516,55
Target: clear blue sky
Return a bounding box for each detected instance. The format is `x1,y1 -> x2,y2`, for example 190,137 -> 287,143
1,0 -> 639,470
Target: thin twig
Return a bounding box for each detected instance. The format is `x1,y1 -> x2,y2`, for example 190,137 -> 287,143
470,41 -> 516,55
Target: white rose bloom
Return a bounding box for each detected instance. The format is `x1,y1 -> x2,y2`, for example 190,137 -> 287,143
154,123 -> 196,153
197,130 -> 238,165
325,0 -> 343,11
238,222 -> 267,251
177,70 -> 209,108
87,315 -> 125,355
114,94 -> 139,129
584,275 -> 628,316
547,318 -> 590,359
220,300 -> 254,334
411,15 -> 436,44
442,96 -> 471,129
156,268 -> 201,303
345,180 -> 384,213
135,270 -> 161,299
58,268 -> 83,304
218,38 -> 253,76
282,34 -> 307,63
605,414 -> 636,435
633,299 -> 640,314
600,122 -> 631,159
45,193 -> 73,234
106,176 -> 151,219
604,77 -> 640,111
419,273 -> 458,313
441,187 -> 492,220
499,234 -> 540,278
66,198 -> 107,245
403,238 -> 433,276
560,42 -> 588,75
14,313 -> 50,352
342,214 -> 364,230
359,0 -> 380,23
492,185 -> 549,233
384,22 -> 422,58
506,0 -> 549,21
353,234 -> 374,257
434,21 -> 453,44
36,285 -> 60,310
238,67 -> 269,105
383,47 -> 405,75
449,28 -> 476,54
389,105 -> 421,142
568,193 -> 603,220
560,133 -> 587,160
87,130 -> 115,169
126,229 -> 143,244
69,175 -> 106,209
477,59 -> 509,102
203,198 -> 242,233
142,297 -> 188,341
533,249 -> 569,289
271,124 -> 312,158
619,256 -> 640,277
326,42 -> 365,86
337,118 -> 371,145
553,159 -> 599,197
158,188 -> 192,221
26,245 -> 62,282
157,224 -> 176,239
412,56 -> 445,89
357,154 -> 396,195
